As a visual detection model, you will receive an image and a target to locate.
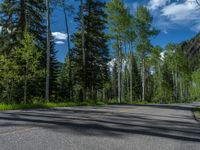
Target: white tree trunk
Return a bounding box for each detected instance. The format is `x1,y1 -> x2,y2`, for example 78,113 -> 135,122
118,57 -> 121,103
130,54 -> 133,103
141,56 -> 145,102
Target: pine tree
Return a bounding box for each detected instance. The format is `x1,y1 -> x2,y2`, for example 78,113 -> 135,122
0,0 -> 50,102
49,35 -> 60,100
71,0 -> 109,101
129,52 -> 142,101
0,0 -> 46,54
0,0 -> 19,54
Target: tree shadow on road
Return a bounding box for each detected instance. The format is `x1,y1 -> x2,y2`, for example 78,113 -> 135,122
0,104 -> 200,143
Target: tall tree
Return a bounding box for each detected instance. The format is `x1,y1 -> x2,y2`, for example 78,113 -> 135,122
59,0 -> 74,100
72,0 -> 109,101
0,0 -> 48,102
0,0 -> 46,54
45,0 -> 51,101
49,35 -> 60,100
135,6 -> 159,102
14,33 -> 43,103
80,0 -> 86,100
106,0 -> 131,103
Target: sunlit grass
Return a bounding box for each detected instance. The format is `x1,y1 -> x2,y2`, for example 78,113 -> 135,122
0,102 -> 93,111
0,100 -> 184,111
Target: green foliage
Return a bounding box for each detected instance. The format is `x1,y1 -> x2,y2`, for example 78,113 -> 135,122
0,0 -> 199,104
14,33 -> 44,80
189,70 -> 200,100
0,102 -> 77,111
0,33 -> 44,103
68,0 -> 110,101
135,6 -> 159,56
0,55 -> 20,102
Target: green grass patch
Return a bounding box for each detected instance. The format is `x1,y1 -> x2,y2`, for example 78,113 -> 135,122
0,102 -> 96,111
0,99 -> 185,111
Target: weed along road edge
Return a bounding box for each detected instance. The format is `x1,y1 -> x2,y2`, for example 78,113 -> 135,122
0,104 -> 200,150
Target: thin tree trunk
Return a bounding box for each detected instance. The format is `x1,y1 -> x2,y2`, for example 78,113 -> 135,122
24,60 -> 28,103
80,0 -> 86,101
45,0 -> 50,101
130,53 -> 133,103
141,56 -> 145,102
62,0 -> 72,99
20,0 -> 26,36
117,39 -> 122,104
118,55 -> 121,103
158,64 -> 162,104
103,88 -> 105,100
172,70 -> 175,100
121,55 -> 124,103
175,71 -> 178,101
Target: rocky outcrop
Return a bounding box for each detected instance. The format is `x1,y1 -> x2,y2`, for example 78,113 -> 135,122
181,33 -> 200,69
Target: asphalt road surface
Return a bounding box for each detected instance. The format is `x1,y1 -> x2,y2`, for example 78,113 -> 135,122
0,104 -> 200,150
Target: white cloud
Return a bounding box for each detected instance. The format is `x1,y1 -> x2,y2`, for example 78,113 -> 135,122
150,0 -> 200,32
55,41 -> 65,44
148,0 -> 171,10
52,32 -> 67,40
161,0 -> 198,21
160,0 -> 200,32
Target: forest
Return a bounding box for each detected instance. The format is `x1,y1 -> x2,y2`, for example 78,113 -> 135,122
0,0 -> 200,105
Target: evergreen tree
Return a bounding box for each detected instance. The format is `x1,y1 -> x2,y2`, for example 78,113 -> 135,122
0,0 -> 51,102
71,0 -> 109,100
49,35 -> 60,101
129,52 -> 142,101
0,0 -> 46,54
0,0 -> 19,54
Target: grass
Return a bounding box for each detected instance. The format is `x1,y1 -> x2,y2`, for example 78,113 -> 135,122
0,99 -> 189,111
0,101 -> 107,111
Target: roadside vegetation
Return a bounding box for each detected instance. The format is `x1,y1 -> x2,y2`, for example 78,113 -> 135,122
0,0 -> 200,107
0,101 -> 98,111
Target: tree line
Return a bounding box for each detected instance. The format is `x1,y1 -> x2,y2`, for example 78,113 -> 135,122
0,0 -> 199,104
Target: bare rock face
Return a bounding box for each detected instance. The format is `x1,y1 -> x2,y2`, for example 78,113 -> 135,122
181,33 -> 200,70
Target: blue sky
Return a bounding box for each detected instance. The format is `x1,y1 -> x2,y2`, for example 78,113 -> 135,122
51,0 -> 200,62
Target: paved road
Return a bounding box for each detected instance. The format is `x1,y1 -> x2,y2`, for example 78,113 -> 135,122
0,104 -> 200,150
